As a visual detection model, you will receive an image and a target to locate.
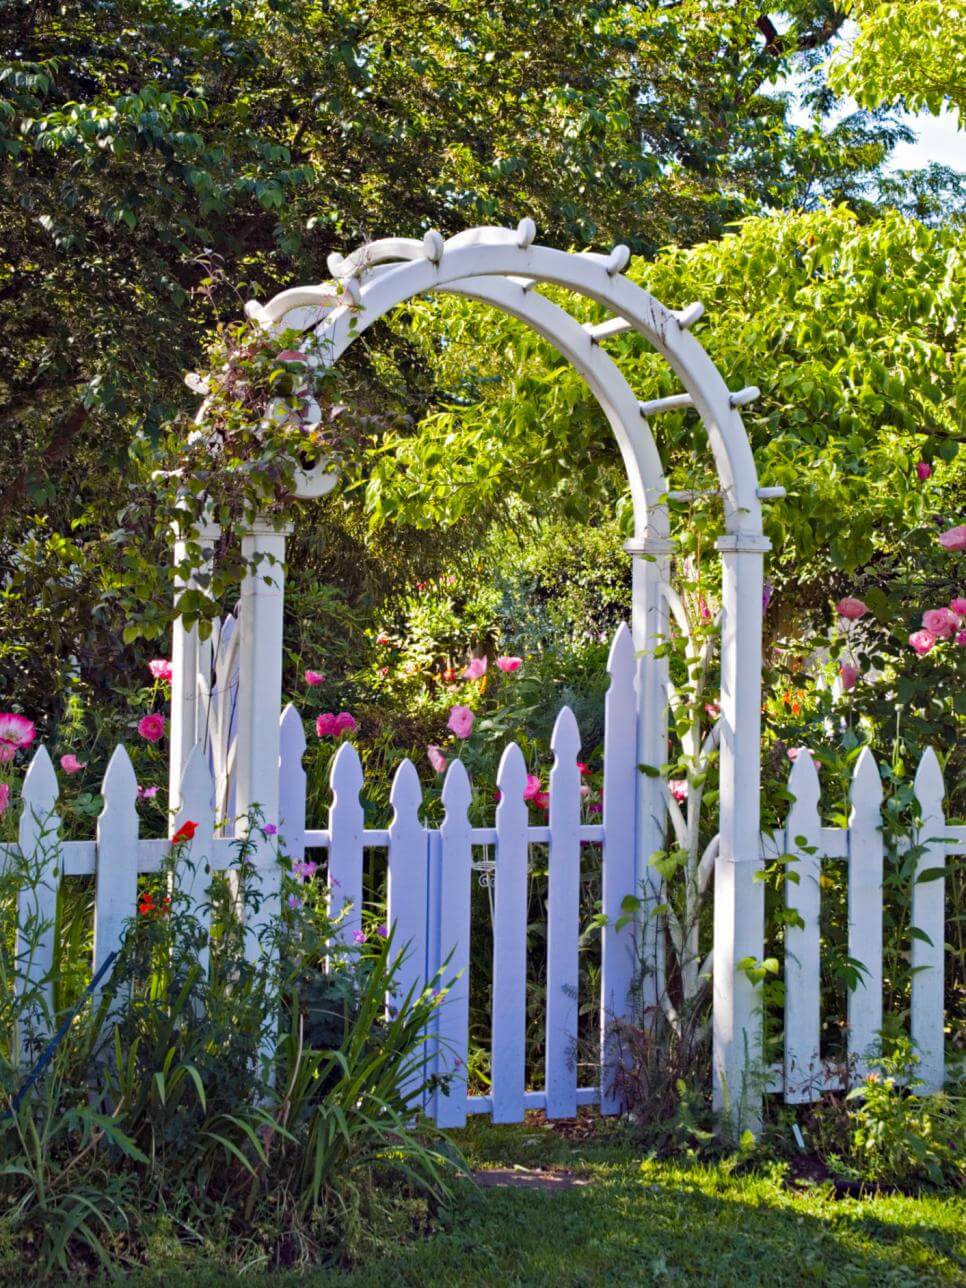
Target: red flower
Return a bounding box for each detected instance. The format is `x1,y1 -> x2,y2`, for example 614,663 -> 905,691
171,820 -> 198,844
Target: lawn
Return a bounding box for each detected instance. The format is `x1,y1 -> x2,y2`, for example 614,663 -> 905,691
123,1117 -> 965,1287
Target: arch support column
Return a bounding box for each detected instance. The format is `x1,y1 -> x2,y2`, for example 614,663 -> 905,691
713,532 -> 770,1135
626,535 -> 674,1015
169,518 -> 220,816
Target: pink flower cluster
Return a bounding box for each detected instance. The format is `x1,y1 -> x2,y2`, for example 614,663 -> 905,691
148,659 -> 173,682
0,713 -> 35,763
316,711 -> 359,738
909,598 -> 966,655
138,713 -> 165,743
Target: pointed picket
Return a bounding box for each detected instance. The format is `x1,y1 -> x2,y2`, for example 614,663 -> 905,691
848,748 -> 883,1081
327,741 -> 365,944
278,705 -> 307,869
173,742 -> 215,980
387,759 -> 427,1007
94,746 -> 139,1001
911,749 -> 945,1092
545,705 -> 582,1119
434,760 -> 473,1128
601,622 -> 638,1113
16,746 -> 61,1048
492,741 -> 529,1123
783,750 -> 822,1101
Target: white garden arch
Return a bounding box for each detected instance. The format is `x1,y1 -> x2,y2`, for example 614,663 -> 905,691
169,222 -> 779,1130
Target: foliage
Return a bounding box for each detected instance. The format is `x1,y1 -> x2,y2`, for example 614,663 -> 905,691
828,1 -> 966,118
0,828 -> 458,1276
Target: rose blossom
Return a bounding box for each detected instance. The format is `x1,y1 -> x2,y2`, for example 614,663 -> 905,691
316,712 -> 338,737
447,705 -> 474,739
496,656 -> 522,672
334,712 -> 358,735
950,598 -> 966,618
464,657 -> 488,680
427,745 -> 447,774
137,785 -> 159,800
839,663 -> 859,692
523,773 -> 542,801
138,713 -> 165,743
668,779 -> 688,804
939,525 -> 966,551
922,607 -> 958,639
60,754 -> 86,774
0,783 -> 9,815
908,629 -> 936,656
533,790 -> 551,810
916,461 -> 932,481
956,631 -> 966,646
148,659 -> 173,682
0,713 -> 36,763
836,597 -> 868,621
305,669 -> 325,686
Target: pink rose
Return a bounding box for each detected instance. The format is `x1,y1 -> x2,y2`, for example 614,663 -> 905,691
334,711 -> 358,735
0,713 -> 36,763
138,713 -> 165,743
836,597 -> 868,621
137,784 -> 159,800
668,779 -> 688,804
447,705 -> 474,739
148,659 -> 173,682
787,748 -> 800,762
277,350 -> 308,364
916,461 -> 932,481
496,656 -> 522,672
0,782 -> 10,815
950,598 -> 966,618
60,754 -> 86,774
922,607 -> 958,639
464,657 -> 488,680
908,629 -> 936,656
427,745 -> 447,774
580,784 -> 590,799
523,773 -> 542,801
956,631 -> 966,646
839,663 -> 859,692
534,790 -> 551,810
939,525 -> 966,551
316,712 -> 338,737
305,669 -> 325,686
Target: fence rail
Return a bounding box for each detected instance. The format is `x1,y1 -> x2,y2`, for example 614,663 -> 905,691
1,621 -> 962,1119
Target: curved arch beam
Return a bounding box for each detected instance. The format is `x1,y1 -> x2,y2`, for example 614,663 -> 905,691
257,241 -> 762,534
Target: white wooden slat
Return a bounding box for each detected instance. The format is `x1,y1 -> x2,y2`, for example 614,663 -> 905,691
492,742 -> 529,1123
545,706 -> 582,1119
434,760 -> 473,1128
847,748 -> 883,1081
173,743 -> 216,981
93,746 -> 139,1000
600,622 -> 638,1113
327,741 -> 365,944
387,759 -> 427,1007
783,750 -> 822,1102
278,705 -> 307,870
16,746 -> 61,1050
911,749 -> 946,1092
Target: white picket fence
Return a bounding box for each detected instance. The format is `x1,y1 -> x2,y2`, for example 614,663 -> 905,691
3,621 -> 962,1118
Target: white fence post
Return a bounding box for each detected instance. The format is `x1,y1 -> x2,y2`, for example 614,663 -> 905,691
911,749 -> 945,1092
387,759 -> 427,1007
713,533 -> 769,1134
94,746 -> 139,1001
16,747 -> 60,1052
434,759 -> 473,1128
847,748 -> 883,1080
783,749 -> 822,1101
545,705 -> 581,1119
278,704 -> 307,871
601,621 -> 638,1112
327,741 -> 364,944
492,742 -> 529,1123
173,744 -> 216,982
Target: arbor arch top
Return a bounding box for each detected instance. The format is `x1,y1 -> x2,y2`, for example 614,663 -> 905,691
247,221 -> 765,538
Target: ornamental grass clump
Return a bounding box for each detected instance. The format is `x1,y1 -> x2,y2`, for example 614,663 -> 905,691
0,822 -> 459,1278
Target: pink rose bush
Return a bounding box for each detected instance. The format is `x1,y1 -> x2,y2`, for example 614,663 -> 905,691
836,597 -> 868,621
496,656 -> 522,672
939,525 -> 966,551
138,713 -> 165,743
523,773 -> 542,801
304,669 -> 325,686
447,705 -> 474,739
908,629 -> 936,656
464,657 -> 487,680
316,712 -> 358,738
922,607 -> 959,639
148,659 -> 173,682
0,713 -> 35,763
60,754 -> 86,774
950,598 -> 966,617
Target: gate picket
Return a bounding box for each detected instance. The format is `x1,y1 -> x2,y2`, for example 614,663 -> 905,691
278,704 -> 307,871
173,743 -> 215,981
545,706 -> 581,1119
387,759 -> 427,1007
911,749 -> 945,1092
327,741 -> 365,944
847,749 -> 883,1080
16,747 -> 61,1052
783,749 -> 821,1101
94,746 -> 139,1003
434,759 -> 473,1127
492,742 -> 529,1123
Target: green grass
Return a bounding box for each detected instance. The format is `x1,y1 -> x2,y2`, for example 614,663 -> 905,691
120,1118 -> 965,1287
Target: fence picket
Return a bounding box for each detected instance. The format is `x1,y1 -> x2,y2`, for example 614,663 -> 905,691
278,705 -> 307,871
387,759 -> 427,1006
848,748 -> 883,1081
434,759 -> 473,1128
173,743 -> 215,980
327,741 -> 365,944
16,746 -> 60,1051
783,749 -> 822,1101
545,706 -> 581,1119
601,622 -> 638,1113
911,749 -> 945,1092
94,746 -> 139,1000
492,742 -> 529,1123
